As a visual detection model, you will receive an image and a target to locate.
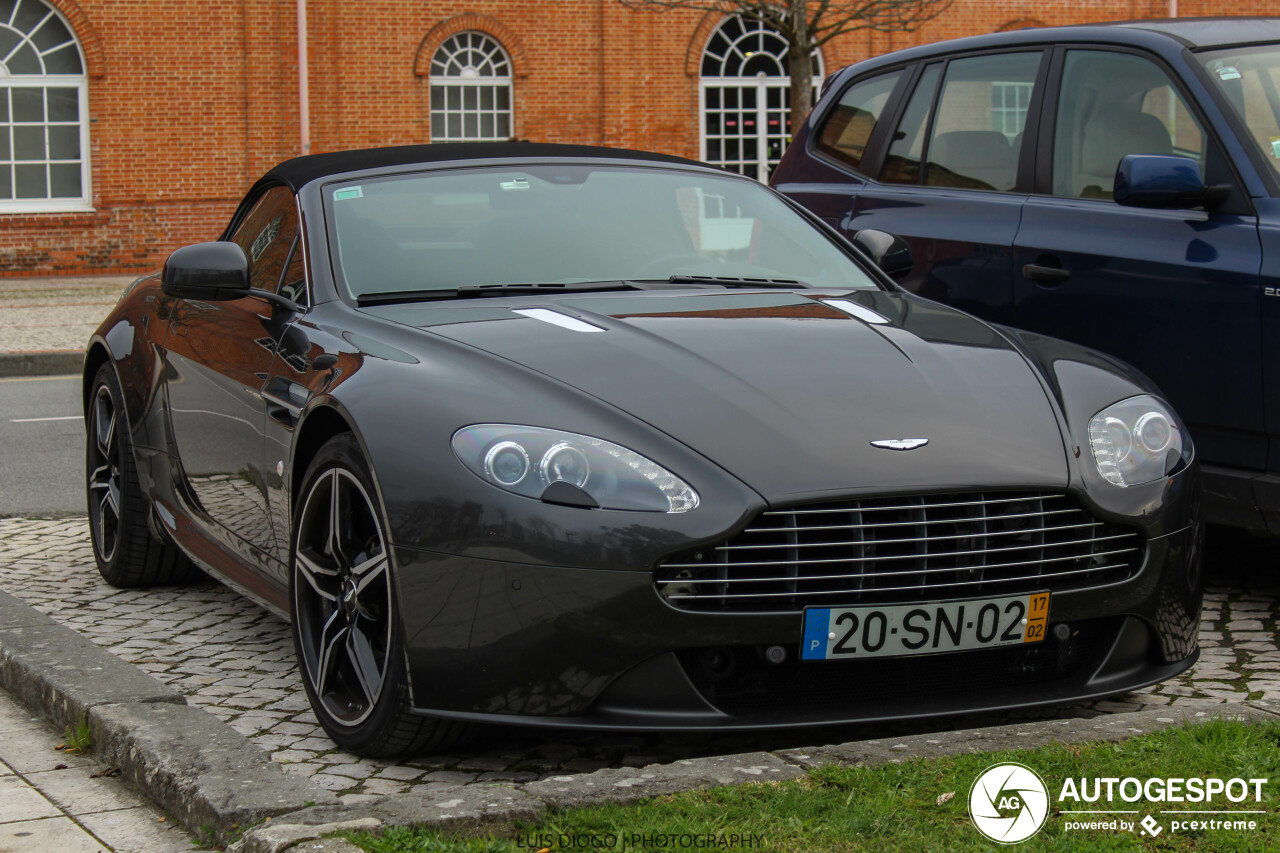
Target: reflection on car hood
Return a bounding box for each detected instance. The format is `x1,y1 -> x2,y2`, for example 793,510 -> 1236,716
371,290 -> 1069,501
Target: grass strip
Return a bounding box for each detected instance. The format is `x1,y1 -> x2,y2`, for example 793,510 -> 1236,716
347,718 -> 1279,852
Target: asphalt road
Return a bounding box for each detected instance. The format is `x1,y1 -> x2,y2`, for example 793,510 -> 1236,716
0,375 -> 84,517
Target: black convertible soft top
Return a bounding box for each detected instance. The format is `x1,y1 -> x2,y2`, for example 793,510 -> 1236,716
260,142 -> 710,192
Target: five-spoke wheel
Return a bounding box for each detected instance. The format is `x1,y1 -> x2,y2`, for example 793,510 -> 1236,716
290,434 -> 464,755
85,364 -> 196,587
87,381 -> 122,565
293,465 -> 393,727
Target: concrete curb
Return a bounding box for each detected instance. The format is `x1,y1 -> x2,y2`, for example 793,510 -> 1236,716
0,590 -> 185,733
0,350 -> 83,378
2,584 -> 1277,853
0,590 -> 337,848
91,701 -> 338,843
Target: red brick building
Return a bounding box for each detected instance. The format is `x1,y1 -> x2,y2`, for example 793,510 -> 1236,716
0,0 -> 1270,275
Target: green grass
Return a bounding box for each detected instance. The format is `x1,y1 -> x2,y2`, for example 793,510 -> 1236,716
61,715 -> 91,755
347,719 -> 1279,852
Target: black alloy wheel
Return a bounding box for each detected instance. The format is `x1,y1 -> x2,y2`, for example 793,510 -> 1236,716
87,379 -> 122,565
85,364 -> 197,587
290,434 -> 464,755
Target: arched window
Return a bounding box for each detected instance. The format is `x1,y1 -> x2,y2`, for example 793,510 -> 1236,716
0,0 -> 89,211
701,16 -> 821,182
429,32 -> 513,142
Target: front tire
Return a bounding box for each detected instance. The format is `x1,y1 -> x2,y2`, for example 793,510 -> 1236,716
86,363 -> 197,587
290,434 -> 465,756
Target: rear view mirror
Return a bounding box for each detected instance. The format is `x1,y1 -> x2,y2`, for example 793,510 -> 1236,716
161,242 -> 250,301
852,229 -> 913,279
1114,154 -> 1228,210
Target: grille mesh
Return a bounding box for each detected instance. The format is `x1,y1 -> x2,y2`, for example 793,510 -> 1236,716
657,492 -> 1143,612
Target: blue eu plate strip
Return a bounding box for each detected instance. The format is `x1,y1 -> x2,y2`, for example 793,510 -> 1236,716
802,609 -> 830,660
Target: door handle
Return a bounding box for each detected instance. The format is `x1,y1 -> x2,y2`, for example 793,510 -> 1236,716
1022,263 -> 1071,285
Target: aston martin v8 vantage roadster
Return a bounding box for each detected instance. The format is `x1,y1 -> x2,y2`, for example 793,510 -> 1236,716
84,143 -> 1203,757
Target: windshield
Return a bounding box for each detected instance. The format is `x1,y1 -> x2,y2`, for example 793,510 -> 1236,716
1200,45 -> 1280,185
324,164 -> 878,299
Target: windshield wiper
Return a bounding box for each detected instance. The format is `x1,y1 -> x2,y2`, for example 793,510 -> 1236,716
356,281 -> 639,307
665,275 -> 808,289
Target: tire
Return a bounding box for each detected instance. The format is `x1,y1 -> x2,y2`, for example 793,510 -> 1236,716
289,433 -> 466,756
86,363 -> 198,587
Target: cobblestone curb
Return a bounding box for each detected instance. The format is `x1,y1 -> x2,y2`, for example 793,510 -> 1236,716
0,589 -> 337,848
226,703 -> 1278,853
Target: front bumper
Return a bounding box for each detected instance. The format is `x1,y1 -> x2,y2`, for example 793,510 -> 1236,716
394,516 -> 1202,730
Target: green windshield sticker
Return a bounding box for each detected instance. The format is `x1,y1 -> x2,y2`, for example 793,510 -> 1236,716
1216,66 -> 1242,81
334,187 -> 364,201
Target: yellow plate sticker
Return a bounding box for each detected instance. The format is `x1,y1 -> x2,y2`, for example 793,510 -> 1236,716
1024,592 -> 1051,643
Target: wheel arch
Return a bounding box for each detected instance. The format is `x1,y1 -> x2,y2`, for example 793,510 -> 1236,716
81,340 -> 112,421
290,402 -> 359,510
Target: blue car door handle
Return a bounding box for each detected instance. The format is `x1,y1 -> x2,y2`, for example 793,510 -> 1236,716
1022,263 -> 1071,285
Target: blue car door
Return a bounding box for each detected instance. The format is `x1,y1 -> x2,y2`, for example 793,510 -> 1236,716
847,51 -> 1048,327
1012,48 -> 1264,474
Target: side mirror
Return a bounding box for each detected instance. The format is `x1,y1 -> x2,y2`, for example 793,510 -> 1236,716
1114,154 -> 1228,210
852,229 -> 913,279
161,242 -> 250,301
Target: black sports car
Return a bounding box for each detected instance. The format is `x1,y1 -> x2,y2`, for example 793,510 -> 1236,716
84,143 -> 1203,757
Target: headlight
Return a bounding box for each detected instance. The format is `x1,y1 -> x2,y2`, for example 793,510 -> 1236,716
1087,396 -> 1189,487
452,425 -> 700,513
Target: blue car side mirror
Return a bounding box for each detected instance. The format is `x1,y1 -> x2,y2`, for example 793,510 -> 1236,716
1114,154 -> 1228,210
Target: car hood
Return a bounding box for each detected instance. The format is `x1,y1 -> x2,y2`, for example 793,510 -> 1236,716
368,290 -> 1070,502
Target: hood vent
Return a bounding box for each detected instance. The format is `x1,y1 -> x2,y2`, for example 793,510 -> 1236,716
822,299 -> 890,325
512,308 -> 605,333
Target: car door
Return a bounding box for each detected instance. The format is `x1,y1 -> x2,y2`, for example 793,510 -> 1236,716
162,185 -> 301,564
847,51 -> 1047,327
1012,48 -> 1264,472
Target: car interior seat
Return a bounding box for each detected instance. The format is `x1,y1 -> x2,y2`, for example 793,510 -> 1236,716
927,130 -> 1017,191
1076,108 -> 1172,198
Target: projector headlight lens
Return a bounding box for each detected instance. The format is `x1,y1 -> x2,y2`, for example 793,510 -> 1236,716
1088,396 -> 1188,487
454,425 -> 699,513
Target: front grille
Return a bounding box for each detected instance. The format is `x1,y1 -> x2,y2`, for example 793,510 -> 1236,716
657,492 -> 1143,612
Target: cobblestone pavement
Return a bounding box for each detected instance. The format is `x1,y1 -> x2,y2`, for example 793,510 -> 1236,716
1,517 -> 1276,808
0,276 -> 132,354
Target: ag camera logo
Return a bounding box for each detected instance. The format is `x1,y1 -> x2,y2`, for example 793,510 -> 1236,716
969,763 -> 1051,844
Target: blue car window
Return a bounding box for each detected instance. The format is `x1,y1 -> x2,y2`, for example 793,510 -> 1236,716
881,64 -> 941,185
815,70 -> 902,172
1053,51 -> 1206,200
1200,46 -> 1280,187
922,52 -> 1041,192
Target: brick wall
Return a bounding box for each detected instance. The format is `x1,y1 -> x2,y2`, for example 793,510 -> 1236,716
0,0 -> 1272,276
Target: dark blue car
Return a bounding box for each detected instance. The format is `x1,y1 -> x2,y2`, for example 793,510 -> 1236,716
772,18 -> 1280,534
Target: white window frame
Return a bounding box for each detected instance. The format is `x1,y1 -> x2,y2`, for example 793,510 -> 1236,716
698,17 -> 822,184
991,80 -> 1033,140
0,0 -> 92,214
429,32 -> 514,143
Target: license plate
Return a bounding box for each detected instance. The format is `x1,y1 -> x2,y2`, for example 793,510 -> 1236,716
801,592 -> 1050,661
